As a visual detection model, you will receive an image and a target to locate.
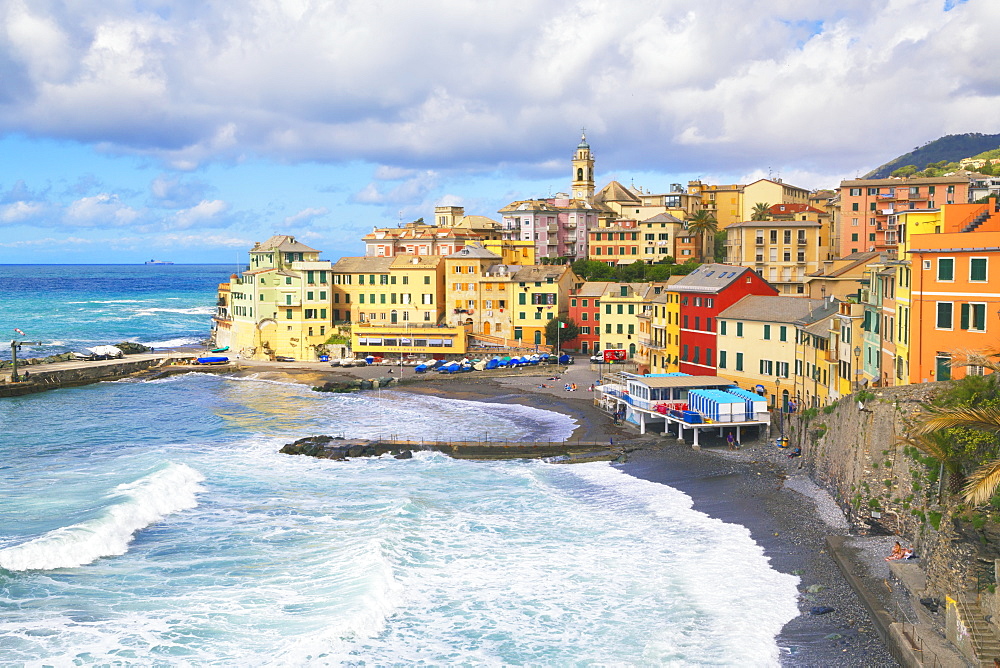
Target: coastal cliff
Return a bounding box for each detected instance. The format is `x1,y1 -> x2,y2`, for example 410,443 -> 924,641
791,383 -> 1000,664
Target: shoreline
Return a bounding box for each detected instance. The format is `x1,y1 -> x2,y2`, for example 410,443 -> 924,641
223,360 -> 897,666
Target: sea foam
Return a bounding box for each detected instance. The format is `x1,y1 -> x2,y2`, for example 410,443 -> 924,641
0,463 -> 204,572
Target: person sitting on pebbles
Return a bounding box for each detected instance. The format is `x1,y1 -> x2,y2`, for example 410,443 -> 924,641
885,541 -> 914,561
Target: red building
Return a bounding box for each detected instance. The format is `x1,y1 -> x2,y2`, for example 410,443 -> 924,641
568,281 -> 614,354
674,264 -> 778,375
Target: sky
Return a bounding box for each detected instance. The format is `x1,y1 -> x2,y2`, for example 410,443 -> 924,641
0,0 -> 995,263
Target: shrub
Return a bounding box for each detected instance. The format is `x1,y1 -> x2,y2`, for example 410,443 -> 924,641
928,511 -> 943,530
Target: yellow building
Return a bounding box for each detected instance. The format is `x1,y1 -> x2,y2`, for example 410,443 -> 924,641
332,255 -> 445,327
638,213 -> 688,264
689,180 -> 743,228
227,235 -> 334,361
598,283 -> 665,362
644,277 -> 683,374
741,179 -> 810,223
830,300 -> 866,397
443,245 -> 504,330
480,238 -> 535,265
725,218 -> 830,295
794,315 -> 837,408
716,296 -> 831,408
510,265 -> 577,348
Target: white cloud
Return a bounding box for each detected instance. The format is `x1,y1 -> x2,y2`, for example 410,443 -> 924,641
284,207 -> 329,225
350,171 -> 440,205
172,199 -> 228,228
0,200 -> 45,222
65,193 -> 140,226
0,0 -> 994,181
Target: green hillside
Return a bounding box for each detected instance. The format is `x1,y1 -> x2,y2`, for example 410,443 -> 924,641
864,133 -> 1000,179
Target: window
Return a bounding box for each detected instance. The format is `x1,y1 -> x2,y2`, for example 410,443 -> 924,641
938,258 -> 954,281
763,324 -> 771,340
936,302 -> 953,329
779,326 -> 787,342
961,303 -> 987,332
735,352 -> 744,371
285,309 -> 293,320
736,322 -> 743,337
720,321 -> 727,335
719,350 -> 727,369
970,258 -> 988,282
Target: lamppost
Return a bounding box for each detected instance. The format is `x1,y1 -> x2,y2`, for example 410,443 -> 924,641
854,345 -> 862,392
775,377 -> 784,446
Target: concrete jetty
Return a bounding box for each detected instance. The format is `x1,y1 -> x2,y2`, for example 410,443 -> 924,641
0,353 -> 199,397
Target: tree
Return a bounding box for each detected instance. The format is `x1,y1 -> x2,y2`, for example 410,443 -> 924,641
571,259 -> 615,281
545,317 -> 579,347
685,209 -> 718,263
910,348 -> 1000,504
891,165 -> 918,178
714,230 -> 728,264
750,202 -> 771,221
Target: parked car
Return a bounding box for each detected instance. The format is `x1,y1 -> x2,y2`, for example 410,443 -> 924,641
590,354 -> 604,363
275,355 -> 295,362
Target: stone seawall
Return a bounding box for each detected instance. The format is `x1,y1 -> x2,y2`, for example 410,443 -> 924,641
790,383 -> 997,599
0,357 -> 171,397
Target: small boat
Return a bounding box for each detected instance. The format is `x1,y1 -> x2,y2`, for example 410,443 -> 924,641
211,346 -> 229,353
144,259 -> 174,265
194,356 -> 229,365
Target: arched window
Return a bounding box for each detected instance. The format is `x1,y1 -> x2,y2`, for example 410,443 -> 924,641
577,168 -> 583,181
628,343 -> 636,357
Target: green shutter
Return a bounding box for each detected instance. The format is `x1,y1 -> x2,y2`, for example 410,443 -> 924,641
719,351 -> 727,368
960,303 -> 970,330
974,304 -> 986,331
780,326 -> 786,342
720,321 -> 727,336
971,258 -> 987,282
938,259 -> 954,281
763,324 -> 770,340
519,293 -> 526,305
735,352 -> 743,371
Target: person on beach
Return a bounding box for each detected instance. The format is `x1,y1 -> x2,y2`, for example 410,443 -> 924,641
726,433 -> 736,450
885,541 -> 907,561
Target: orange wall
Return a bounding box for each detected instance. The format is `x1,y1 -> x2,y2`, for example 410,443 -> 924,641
910,230 -> 1000,383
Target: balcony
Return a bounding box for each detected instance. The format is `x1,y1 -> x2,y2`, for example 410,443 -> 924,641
546,224 -> 559,233
565,222 -> 577,229
547,238 -> 558,245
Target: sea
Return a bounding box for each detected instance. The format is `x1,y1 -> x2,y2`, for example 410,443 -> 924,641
0,265 -> 800,666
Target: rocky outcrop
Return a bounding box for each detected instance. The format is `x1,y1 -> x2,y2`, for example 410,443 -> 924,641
312,376 -> 398,393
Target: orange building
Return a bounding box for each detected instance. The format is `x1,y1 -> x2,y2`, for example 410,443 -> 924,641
588,226 -> 640,265
908,225 -> 1000,383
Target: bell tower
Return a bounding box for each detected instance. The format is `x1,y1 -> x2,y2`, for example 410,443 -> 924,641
571,130 -> 594,201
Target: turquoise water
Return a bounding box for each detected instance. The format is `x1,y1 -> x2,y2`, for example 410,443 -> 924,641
0,264 -> 233,359
0,266 -> 800,665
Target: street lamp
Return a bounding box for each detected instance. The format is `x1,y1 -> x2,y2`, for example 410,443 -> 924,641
854,345 -> 862,392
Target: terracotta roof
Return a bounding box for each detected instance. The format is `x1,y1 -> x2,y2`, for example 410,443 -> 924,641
840,175 -> 971,187
511,265 -> 570,282
727,219 -> 821,228
573,281 -> 616,297
252,235 -> 319,253
767,203 -> 825,215
594,180 -> 641,205
332,256 -> 396,273
390,254 -> 442,269
447,243 -> 502,260
718,296 -> 830,324
641,212 -> 685,224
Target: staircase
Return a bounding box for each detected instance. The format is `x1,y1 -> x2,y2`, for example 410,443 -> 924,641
954,594 -> 1000,667
961,209 -> 992,233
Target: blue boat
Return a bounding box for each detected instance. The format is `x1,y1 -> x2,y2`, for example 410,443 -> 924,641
414,364 -> 429,373
194,356 -> 229,365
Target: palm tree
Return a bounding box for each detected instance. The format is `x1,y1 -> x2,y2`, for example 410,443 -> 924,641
910,347 -> 1000,504
751,202 -> 771,221
685,209 -> 718,263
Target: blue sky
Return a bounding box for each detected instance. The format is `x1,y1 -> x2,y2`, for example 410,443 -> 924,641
0,0 -> 996,263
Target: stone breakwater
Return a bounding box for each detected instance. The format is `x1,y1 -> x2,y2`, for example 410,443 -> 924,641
280,435 -> 621,461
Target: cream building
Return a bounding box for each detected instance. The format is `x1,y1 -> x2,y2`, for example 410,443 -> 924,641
227,236 -> 334,361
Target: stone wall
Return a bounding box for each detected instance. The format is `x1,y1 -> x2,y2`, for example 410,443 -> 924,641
791,383 -> 994,598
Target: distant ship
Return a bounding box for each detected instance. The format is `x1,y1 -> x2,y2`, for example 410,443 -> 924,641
144,259 -> 174,265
